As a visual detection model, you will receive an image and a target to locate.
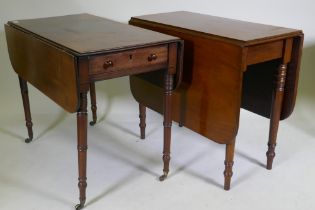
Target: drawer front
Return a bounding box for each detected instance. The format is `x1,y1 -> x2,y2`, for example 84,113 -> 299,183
89,45 -> 168,80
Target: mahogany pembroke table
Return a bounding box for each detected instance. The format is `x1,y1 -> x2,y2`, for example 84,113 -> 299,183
5,14 -> 183,209
126,11 -> 303,190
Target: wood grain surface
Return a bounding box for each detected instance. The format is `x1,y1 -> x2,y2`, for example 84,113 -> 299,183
8,14 -> 179,55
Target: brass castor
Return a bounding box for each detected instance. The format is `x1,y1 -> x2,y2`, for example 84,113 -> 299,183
25,138 -> 32,143
159,171 -> 168,181
75,203 -> 84,210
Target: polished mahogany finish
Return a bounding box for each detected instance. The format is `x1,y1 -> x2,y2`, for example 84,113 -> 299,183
89,45 -> 169,80
224,141 -> 235,190
129,11 -> 303,190
18,76 -> 33,143
89,82 -> 97,126
139,103 -> 146,139
76,92 -> 88,209
5,14 -> 182,209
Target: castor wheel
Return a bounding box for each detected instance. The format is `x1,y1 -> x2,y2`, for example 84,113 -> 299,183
89,121 -> 96,126
178,122 -> 183,127
25,137 -> 33,143
75,203 -> 84,210
159,172 -> 168,181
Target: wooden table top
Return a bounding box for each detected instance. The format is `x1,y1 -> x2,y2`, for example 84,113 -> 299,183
129,11 -> 304,144
131,11 -> 302,45
8,13 -> 179,55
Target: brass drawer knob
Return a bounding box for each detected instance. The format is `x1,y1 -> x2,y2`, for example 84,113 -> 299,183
103,60 -> 113,69
148,54 -> 157,61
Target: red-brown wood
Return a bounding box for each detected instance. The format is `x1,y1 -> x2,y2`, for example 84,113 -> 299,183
129,11 -> 303,190
224,141 -> 235,190
89,45 -> 169,81
5,14 -> 183,208
5,24 -> 79,113
18,77 -> 33,143
8,14 -> 178,55
89,82 -> 97,126
89,45 -> 167,74
266,38 -> 293,169
130,11 -> 300,46
246,40 -> 283,66
266,64 -> 287,169
159,43 -> 177,181
76,92 -> 88,210
139,103 -> 146,139
130,30 -> 243,144
129,11 -> 303,121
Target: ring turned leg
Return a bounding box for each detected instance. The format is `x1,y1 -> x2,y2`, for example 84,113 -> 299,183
76,92 -> 88,210
266,64 -> 287,170
18,76 -> 33,143
224,141 -> 235,190
159,73 -> 173,181
89,83 -> 97,126
139,103 -> 146,139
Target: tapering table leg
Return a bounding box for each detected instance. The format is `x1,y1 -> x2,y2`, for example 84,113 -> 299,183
139,103 -> 146,139
89,82 -> 97,126
75,92 -> 88,210
266,64 -> 287,170
224,141 -> 235,190
159,72 -> 173,181
18,76 -> 33,143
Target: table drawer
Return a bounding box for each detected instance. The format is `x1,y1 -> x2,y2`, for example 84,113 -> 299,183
89,45 -> 168,80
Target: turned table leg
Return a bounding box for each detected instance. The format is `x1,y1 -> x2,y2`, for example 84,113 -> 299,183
266,64 -> 287,170
18,76 -> 33,143
89,82 -> 97,126
75,92 -> 88,210
139,103 -> 146,139
159,72 -> 173,181
224,141 -> 235,190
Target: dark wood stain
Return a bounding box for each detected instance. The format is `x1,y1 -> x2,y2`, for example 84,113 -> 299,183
129,11 -> 303,190
5,14 -> 183,209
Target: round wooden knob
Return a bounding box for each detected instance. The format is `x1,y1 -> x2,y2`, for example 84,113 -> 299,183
148,54 -> 157,61
103,60 -> 113,69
